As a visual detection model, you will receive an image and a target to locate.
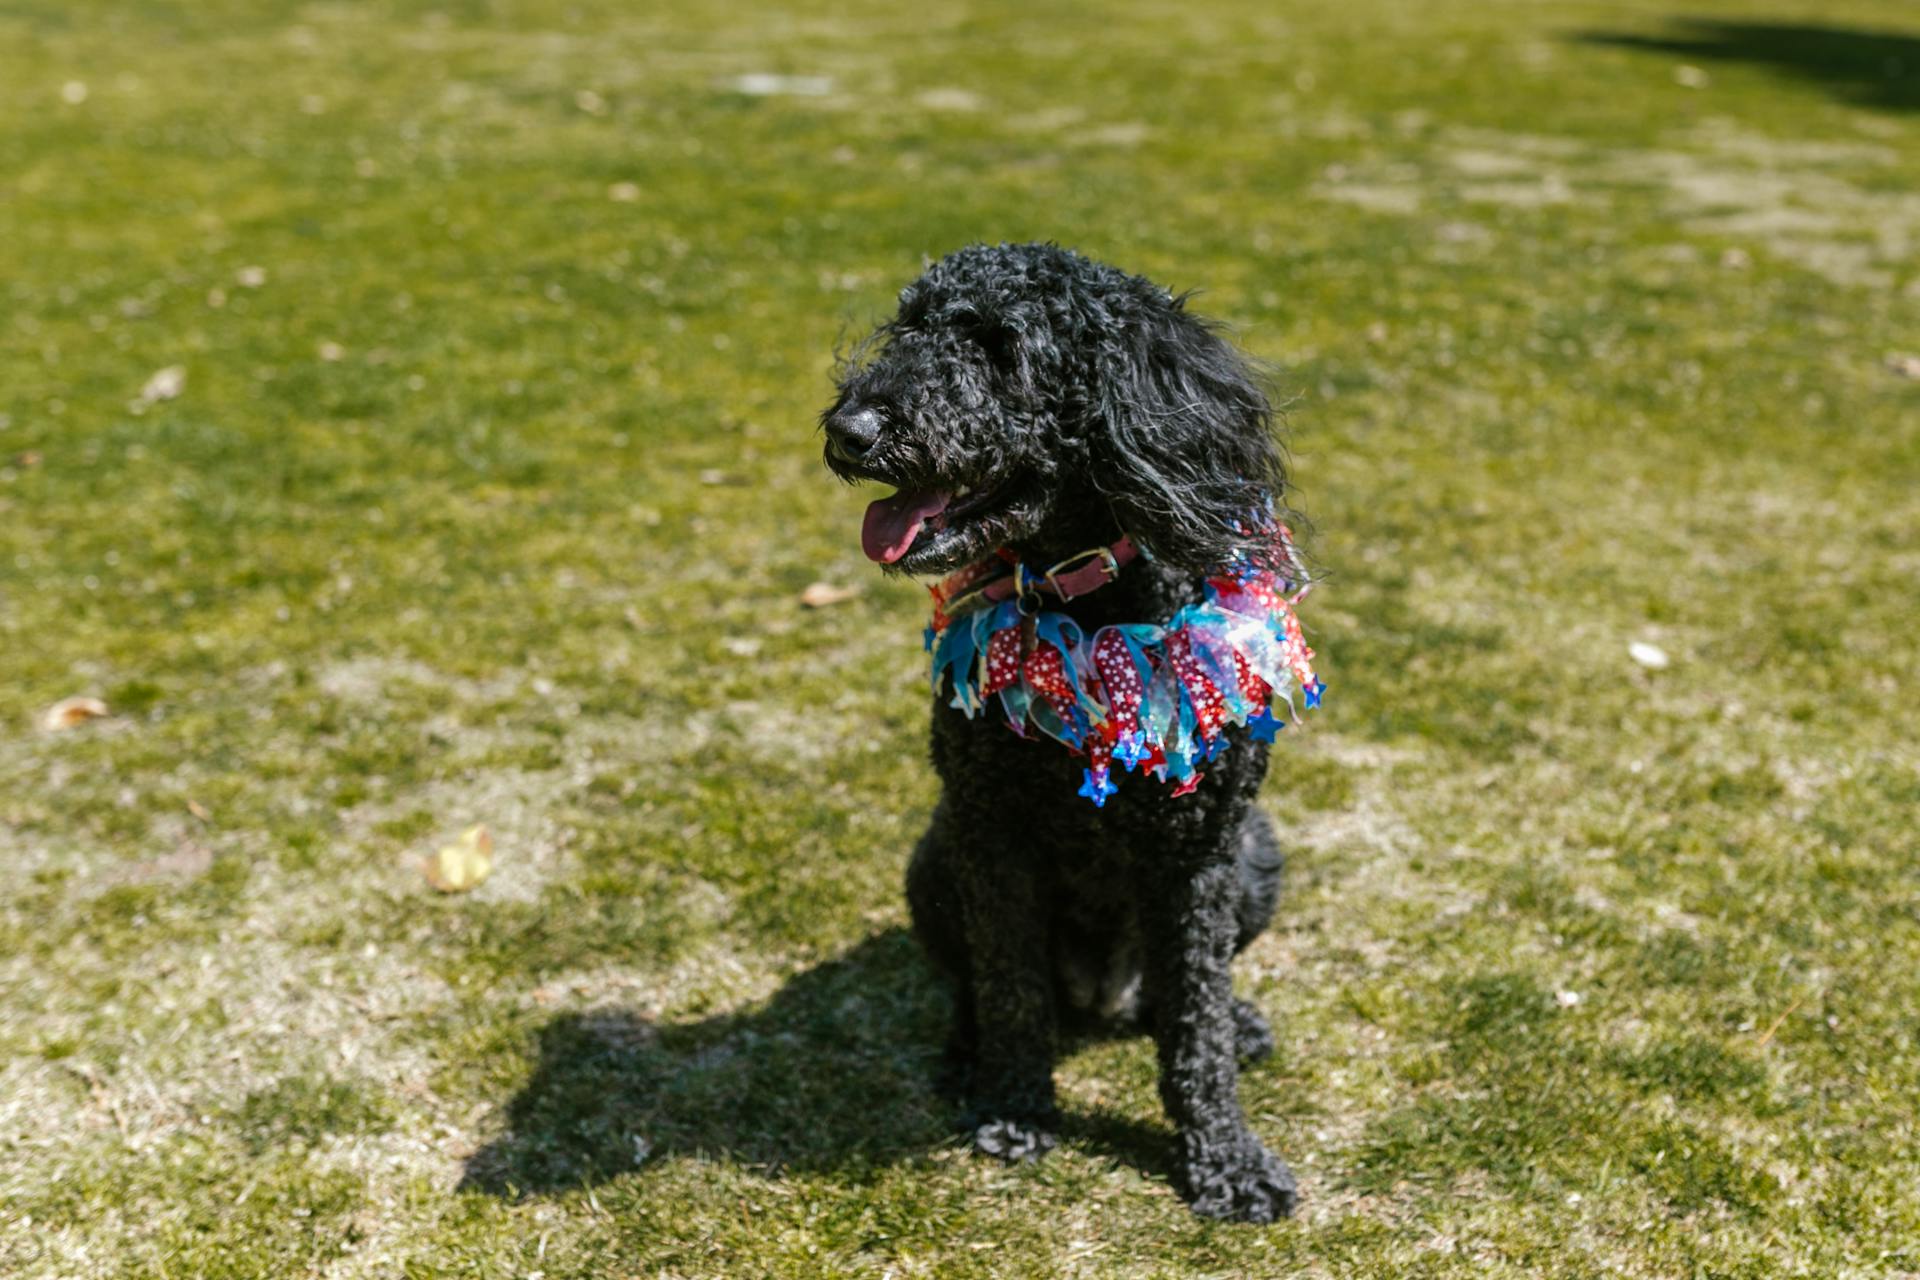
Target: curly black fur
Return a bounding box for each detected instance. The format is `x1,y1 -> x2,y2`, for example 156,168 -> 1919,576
822,243 -> 1302,1221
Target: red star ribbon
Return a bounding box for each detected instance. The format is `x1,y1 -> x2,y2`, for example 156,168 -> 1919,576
1208,574 -> 1284,619
1278,609 -> 1315,688
1233,649 -> 1271,705
927,559 -> 1004,632
1024,640 -> 1080,720
1165,630 -> 1228,739
982,622 -> 1026,695
1091,630 -> 1146,738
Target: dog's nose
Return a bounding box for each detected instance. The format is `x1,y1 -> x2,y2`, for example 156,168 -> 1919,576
826,405 -> 884,462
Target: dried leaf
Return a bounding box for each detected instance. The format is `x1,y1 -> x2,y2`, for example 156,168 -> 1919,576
799,582 -> 860,609
607,181 -> 641,203
423,824 -> 493,893
236,265 -> 268,288
1554,990 -> 1582,1009
1885,353 -> 1920,381
317,340 -> 346,362
1628,641 -> 1671,670
41,696 -> 109,731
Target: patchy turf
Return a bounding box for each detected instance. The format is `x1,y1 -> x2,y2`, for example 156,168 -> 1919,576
2,0 -> 1918,1275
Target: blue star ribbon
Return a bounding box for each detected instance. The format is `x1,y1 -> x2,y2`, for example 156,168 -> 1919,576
1247,706 -> 1285,742
1078,767 -> 1117,807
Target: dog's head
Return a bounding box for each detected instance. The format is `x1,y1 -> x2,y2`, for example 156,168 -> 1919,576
822,242 -> 1287,577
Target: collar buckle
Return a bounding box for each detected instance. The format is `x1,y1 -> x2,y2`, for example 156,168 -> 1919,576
1043,545 -> 1122,600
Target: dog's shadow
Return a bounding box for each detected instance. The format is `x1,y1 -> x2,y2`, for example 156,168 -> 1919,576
459,928 -> 1174,1195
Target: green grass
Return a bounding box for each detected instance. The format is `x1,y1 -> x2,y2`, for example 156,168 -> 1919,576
3,0 -> 1918,1275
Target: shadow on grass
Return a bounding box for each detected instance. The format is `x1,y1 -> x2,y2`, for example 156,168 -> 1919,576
1576,19 -> 1920,111
460,928 -> 1176,1195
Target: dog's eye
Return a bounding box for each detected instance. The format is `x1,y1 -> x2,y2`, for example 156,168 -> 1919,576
974,320 -> 1018,364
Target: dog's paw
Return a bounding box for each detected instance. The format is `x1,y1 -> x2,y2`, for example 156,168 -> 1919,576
1231,998 -> 1276,1064
1181,1137 -> 1299,1222
970,1118 -> 1059,1163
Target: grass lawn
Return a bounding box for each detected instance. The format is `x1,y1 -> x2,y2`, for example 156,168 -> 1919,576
3,0 -> 1919,1275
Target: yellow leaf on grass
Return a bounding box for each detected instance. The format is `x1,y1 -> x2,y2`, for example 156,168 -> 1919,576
41,696 -> 109,731
799,581 -> 860,608
424,825 -> 493,893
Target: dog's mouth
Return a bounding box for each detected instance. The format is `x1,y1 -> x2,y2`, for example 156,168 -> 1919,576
859,481 -> 1005,567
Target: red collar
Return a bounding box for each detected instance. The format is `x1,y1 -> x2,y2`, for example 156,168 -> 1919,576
929,536 -> 1139,630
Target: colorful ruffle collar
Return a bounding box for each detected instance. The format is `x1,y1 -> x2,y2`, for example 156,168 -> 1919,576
925,528 -> 1322,804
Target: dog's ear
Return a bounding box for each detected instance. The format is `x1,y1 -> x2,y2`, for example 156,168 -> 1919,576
1090,299 -> 1287,573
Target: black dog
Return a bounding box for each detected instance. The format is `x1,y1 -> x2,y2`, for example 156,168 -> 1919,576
822,242 -> 1304,1221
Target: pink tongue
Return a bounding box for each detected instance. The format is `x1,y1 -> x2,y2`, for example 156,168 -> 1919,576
861,488 -> 952,564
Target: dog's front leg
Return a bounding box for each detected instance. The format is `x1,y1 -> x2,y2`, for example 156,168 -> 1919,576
1144,858 -> 1297,1221
957,851 -> 1059,1162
